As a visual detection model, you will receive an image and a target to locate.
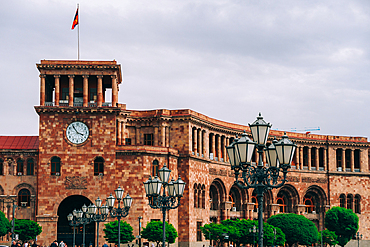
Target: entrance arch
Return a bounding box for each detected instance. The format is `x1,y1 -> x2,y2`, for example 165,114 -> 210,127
57,195 -> 95,247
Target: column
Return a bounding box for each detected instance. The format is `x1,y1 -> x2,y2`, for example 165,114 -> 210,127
111,75 -> 118,107
165,126 -> 170,147
40,74 -> 46,106
54,75 -> 60,106
211,134 -> 215,160
198,129 -> 202,155
351,149 -> 355,172
308,147 -> 311,170
154,126 -> 159,146
299,147 -> 303,170
117,120 -> 122,145
136,126 -> 141,145
97,75 -> 103,107
121,120 -> 126,145
316,148 -> 319,170
161,126 -> 166,147
323,148 -> 327,171
83,75 -> 89,107
341,149 -> 345,171
68,75 -> 74,107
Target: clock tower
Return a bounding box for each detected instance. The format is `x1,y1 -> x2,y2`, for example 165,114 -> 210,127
35,60 -> 125,244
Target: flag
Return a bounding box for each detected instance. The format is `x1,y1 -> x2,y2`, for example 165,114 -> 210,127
71,7 -> 79,30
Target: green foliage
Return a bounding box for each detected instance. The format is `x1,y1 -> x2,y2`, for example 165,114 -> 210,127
0,211 -> 10,237
141,221 -> 178,247
267,213 -> 318,246
13,219 -> 42,244
201,219 -> 285,247
318,229 -> 338,247
325,206 -> 359,247
103,220 -> 135,244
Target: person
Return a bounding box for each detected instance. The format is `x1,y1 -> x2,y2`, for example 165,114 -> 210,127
51,241 -> 58,247
24,242 -> 29,247
59,241 -> 65,247
11,241 -> 17,247
102,243 -> 108,247
32,241 -> 38,247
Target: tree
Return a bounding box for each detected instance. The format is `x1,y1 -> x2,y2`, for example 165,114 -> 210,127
200,223 -> 230,247
267,213 -> 318,247
103,220 -> 135,244
0,211 -> 10,237
318,229 -> 338,247
325,206 -> 359,247
141,221 -> 178,247
13,219 -> 42,244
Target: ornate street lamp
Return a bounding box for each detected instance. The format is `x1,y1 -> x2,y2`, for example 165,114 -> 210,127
67,209 -> 80,247
76,205 -> 93,247
355,232 -> 362,247
106,186 -> 133,247
88,198 -> 109,247
227,113 -> 296,247
138,216 -> 143,247
249,225 -> 257,247
143,163 -> 186,247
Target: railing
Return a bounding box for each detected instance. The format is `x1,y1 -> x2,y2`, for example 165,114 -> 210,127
43,101 -> 113,107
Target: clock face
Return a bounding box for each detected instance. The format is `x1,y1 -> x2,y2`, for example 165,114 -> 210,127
66,121 -> 89,144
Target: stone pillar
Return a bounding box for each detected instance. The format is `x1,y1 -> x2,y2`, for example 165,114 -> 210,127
154,126 -> 159,146
316,148 -> 319,170
299,147 -> 304,169
121,120 -> 126,145
83,75 -> 89,107
54,75 -> 60,106
40,74 -> 46,106
211,134 -> 216,160
97,75 -> 103,107
136,126 -> 141,145
111,75 -> 118,107
341,149 -> 345,171
117,120 -> 122,145
161,126 -> 166,147
308,147 -> 312,170
68,75 -> 74,107
198,129 -> 202,155
193,127 -> 197,154
351,149 -> 355,172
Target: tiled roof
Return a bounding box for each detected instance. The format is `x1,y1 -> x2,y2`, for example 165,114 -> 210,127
0,136 -> 39,150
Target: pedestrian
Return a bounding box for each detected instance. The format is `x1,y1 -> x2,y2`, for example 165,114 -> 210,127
102,243 -> 108,247
24,242 -> 29,247
32,241 -> 37,247
11,241 -> 17,247
59,241 -> 65,247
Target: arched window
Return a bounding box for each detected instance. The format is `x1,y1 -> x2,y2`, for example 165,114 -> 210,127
194,184 -> 198,208
94,157 -> 104,176
18,189 -> 30,207
339,194 -> 346,208
152,160 -> 159,177
197,185 -> 201,208
229,195 -> 235,209
304,196 -> 315,213
201,185 -> 206,209
27,159 -> 34,175
276,197 -> 286,213
354,195 -> 361,214
51,157 -> 61,175
17,159 -> 24,175
347,194 -> 353,210
0,159 -> 3,175
251,195 -> 258,212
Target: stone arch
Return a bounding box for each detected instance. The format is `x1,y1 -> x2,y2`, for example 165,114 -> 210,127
303,185 -> 327,213
210,178 -> 226,210
229,185 -> 243,211
276,184 -> 299,213
57,195 -> 95,246
12,183 -> 36,196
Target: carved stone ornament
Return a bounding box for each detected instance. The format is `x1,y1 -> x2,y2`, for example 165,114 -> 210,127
65,176 -> 87,189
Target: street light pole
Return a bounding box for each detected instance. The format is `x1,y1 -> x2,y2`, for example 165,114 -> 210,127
138,216 -> 142,247
67,209 -> 80,247
227,113 -> 296,247
88,198 -> 109,247
355,232 -> 362,247
106,186 -> 133,247
249,225 -> 256,247
75,205 -> 93,247
143,164 -> 186,247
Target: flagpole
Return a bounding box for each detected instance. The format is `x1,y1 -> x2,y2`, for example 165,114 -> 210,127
77,3 -> 80,60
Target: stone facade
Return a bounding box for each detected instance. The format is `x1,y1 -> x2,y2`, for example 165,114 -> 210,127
0,60 -> 369,247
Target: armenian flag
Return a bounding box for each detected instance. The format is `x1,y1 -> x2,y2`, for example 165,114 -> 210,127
71,7 -> 79,30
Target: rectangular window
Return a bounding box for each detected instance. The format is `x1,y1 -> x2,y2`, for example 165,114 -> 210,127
125,138 -> 132,145
62,88 -> 69,100
144,134 -> 154,145
90,88 -> 97,102
196,222 -> 202,241
27,160 -> 34,175
0,161 -> 3,175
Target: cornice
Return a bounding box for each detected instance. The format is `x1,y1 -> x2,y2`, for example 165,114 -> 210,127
34,106 -> 121,115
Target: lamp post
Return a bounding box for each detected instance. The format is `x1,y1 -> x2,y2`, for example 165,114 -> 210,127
249,225 -> 256,247
76,205 -> 93,247
67,209 -> 80,247
106,186 -> 133,247
88,198 -> 109,247
355,232 -> 362,247
0,195 -> 17,241
138,216 -> 142,247
143,163 -> 186,247
227,113 -> 296,247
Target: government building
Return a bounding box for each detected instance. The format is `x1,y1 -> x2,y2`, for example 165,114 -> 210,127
0,60 -> 369,247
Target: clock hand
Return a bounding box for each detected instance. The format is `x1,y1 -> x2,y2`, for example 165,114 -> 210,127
72,125 -> 83,135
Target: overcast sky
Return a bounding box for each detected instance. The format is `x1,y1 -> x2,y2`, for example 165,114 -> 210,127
1,0 -> 369,139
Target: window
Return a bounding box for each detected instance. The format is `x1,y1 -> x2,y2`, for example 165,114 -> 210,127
51,157 -> 61,175
345,150 -> 351,172
336,149 -> 343,171
152,160 -> 159,177
354,150 -> 360,172
347,194 -> 353,210
196,222 -> 202,241
194,184 -> 198,208
354,195 -> 361,214
18,189 -> 30,207
319,148 -> 325,171
17,159 -> 24,175
276,197 -> 286,213
303,147 -> 309,169
252,196 -> 258,212
90,88 -> 97,102
339,194 -> 346,208
94,157 -> 104,176
125,138 -> 132,145
304,196 -> 315,213
144,134 -> 154,145
62,88 -> 69,100
27,159 -> 34,175
202,185 -> 206,209
0,159 -> 3,175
